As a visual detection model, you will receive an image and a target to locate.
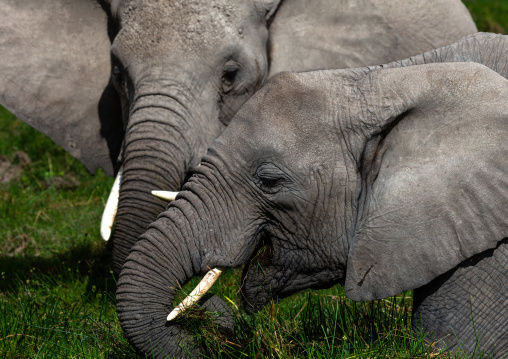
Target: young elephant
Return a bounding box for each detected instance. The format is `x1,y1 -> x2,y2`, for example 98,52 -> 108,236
117,47 -> 508,357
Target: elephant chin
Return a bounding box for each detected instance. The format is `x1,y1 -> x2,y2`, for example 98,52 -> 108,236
240,239 -> 347,315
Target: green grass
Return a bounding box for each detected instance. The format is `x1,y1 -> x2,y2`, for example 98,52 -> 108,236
0,107 -> 132,358
0,267 -> 136,358
1,2 -> 507,357
180,281 -> 438,358
465,0 -> 508,34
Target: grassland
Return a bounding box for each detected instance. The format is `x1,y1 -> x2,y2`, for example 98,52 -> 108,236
1,2 -> 507,358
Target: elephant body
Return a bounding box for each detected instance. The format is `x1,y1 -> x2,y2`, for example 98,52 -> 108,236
118,33 -> 508,358
413,240 -> 508,355
0,0 -> 477,274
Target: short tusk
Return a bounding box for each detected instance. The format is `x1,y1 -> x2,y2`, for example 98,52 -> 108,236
167,267 -> 223,321
151,190 -> 179,201
153,164 -> 199,201
100,167 -> 123,241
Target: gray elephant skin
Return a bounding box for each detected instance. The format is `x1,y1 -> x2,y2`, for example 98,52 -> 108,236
0,0 -> 477,274
117,33 -> 508,358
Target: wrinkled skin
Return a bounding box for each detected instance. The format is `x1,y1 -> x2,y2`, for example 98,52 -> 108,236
0,0 -> 477,274
118,33 -> 508,358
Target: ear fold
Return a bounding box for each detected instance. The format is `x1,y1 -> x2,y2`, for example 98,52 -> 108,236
0,0 -> 122,176
260,0 -> 282,21
344,62 -> 508,301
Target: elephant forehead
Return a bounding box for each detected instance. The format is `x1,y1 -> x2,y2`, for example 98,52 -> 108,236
116,0 -> 248,52
227,74 -> 337,155
217,115 -> 343,180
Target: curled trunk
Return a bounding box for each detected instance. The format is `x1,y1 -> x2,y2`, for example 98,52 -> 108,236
116,199 -> 233,358
117,151 -> 253,357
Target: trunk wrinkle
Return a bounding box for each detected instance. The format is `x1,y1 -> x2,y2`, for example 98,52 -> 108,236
117,202 -> 220,358
125,140 -> 194,166
132,91 -> 192,115
120,172 -> 182,190
130,105 -> 190,125
113,116 -> 192,275
164,202 -> 204,274
127,117 -> 186,130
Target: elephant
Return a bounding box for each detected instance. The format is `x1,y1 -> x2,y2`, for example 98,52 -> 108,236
0,0 -> 477,275
117,32 -> 508,358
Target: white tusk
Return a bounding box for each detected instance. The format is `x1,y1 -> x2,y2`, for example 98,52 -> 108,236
100,167 -> 123,241
151,190 -> 179,201
167,267 -> 223,321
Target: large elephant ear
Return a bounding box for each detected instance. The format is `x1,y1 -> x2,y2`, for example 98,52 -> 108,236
344,62 -> 508,301
267,0 -> 398,76
0,0 -> 122,176
267,0 -> 476,76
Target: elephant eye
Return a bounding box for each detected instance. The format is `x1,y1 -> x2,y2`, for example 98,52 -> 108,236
112,65 -> 122,84
112,64 -> 128,97
222,64 -> 240,94
254,163 -> 288,194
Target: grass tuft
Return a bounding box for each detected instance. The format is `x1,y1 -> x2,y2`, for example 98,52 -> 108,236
171,270 -> 468,358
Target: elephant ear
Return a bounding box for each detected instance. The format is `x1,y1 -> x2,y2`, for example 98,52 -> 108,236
267,0 -> 399,76
267,0 -> 477,77
0,0 -> 122,176
344,62 -> 508,301
257,0 -> 282,21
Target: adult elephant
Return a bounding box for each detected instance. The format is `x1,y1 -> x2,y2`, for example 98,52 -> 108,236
117,33 -> 508,358
0,0 -> 476,274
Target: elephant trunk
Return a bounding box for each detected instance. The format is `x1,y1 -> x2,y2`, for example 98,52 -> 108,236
112,88 -> 216,275
116,187 -> 234,358
117,200 -> 199,358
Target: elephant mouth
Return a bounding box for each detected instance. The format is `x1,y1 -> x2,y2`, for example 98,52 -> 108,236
167,224 -> 272,322
240,230 -> 280,314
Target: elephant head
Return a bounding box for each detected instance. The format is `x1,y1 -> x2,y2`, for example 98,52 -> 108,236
117,33 -> 508,357
0,0 -> 477,275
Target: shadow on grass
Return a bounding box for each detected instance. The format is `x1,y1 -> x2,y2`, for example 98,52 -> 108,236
0,239 -> 116,298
